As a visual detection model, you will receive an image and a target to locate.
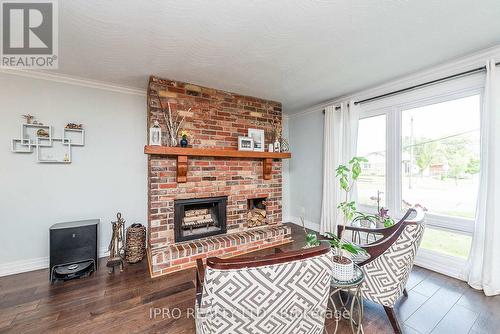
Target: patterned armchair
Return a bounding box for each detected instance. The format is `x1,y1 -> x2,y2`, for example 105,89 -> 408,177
195,242 -> 333,334
339,208 -> 426,333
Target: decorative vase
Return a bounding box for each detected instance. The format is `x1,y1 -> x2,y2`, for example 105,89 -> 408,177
332,255 -> 354,281
180,137 -> 188,147
273,140 -> 281,153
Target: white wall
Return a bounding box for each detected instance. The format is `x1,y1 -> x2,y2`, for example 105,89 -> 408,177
0,72 -> 147,276
281,116 -> 290,219
287,110 -> 323,230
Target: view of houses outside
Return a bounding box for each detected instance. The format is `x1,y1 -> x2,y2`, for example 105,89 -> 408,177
357,114 -> 386,207
401,95 -> 481,219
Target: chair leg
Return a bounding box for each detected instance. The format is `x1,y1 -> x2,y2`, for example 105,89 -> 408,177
383,306 -> 402,334
403,288 -> 408,297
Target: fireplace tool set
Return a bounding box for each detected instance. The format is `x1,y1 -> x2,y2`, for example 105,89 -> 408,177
107,212 -> 126,273
107,213 -> 147,273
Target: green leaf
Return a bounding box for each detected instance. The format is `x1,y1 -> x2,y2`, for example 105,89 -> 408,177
325,232 -> 339,241
335,165 -> 349,177
384,218 -> 395,227
352,163 -> 360,179
305,233 -> 320,247
350,156 -> 368,164
341,242 -> 366,255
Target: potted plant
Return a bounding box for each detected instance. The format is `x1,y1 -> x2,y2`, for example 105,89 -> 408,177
300,216 -> 321,248
367,191 -> 395,228
180,130 -> 189,147
326,157 -> 368,281
351,207 -> 395,229
376,207 -> 395,228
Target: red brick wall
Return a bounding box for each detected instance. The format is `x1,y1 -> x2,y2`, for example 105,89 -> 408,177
147,76 -> 284,253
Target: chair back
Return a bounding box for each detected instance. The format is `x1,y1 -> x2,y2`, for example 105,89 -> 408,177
360,208 -> 425,307
196,243 -> 333,334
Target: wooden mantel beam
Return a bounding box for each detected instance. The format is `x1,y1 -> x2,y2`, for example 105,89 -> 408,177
144,146 -> 291,183
144,146 -> 291,159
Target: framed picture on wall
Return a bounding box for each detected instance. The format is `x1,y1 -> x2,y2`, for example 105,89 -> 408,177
238,136 -> 254,151
248,128 -> 264,152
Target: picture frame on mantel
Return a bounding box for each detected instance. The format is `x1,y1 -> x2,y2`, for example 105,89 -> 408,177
238,136 -> 254,151
248,128 -> 264,152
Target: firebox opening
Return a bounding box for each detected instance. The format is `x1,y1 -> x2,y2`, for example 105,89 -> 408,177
174,196 -> 227,242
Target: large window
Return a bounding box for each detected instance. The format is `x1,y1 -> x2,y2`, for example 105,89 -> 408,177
356,84 -> 482,269
357,115 -> 386,207
401,95 -> 481,219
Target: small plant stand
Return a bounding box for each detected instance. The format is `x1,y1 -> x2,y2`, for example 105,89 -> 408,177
328,264 -> 365,334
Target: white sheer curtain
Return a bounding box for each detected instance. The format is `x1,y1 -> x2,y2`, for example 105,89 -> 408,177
467,59 -> 500,296
320,101 -> 360,236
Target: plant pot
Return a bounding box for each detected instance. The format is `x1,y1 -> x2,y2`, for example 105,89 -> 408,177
180,137 -> 188,147
332,255 -> 354,281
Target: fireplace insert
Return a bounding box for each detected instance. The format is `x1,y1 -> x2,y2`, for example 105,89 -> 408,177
174,196 -> 227,242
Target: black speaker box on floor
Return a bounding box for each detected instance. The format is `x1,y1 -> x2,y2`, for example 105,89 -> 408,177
49,219 -> 99,282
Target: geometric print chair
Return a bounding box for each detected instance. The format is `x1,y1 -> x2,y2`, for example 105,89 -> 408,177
195,242 -> 333,334
339,208 -> 425,334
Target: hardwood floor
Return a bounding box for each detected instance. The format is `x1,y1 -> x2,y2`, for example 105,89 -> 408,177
0,223 -> 498,334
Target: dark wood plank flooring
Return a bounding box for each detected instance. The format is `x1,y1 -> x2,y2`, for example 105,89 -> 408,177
0,223 -> 498,334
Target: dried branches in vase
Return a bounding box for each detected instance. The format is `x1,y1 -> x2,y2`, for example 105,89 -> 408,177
157,98 -> 191,147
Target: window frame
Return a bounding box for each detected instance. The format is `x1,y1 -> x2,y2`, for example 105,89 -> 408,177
357,74 -> 484,236
356,111 -> 389,210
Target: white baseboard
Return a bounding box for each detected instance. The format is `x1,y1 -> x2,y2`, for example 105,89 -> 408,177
414,248 -> 467,281
285,216 -> 320,232
0,257 -> 49,277
0,248 -> 110,277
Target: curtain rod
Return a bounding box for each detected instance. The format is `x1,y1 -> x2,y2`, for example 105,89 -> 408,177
323,61 -> 500,113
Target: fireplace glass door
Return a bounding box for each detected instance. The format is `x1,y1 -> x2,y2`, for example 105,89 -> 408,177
174,196 -> 227,242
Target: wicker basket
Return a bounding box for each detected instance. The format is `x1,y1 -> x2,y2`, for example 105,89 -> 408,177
332,256 -> 354,281
125,224 -> 146,264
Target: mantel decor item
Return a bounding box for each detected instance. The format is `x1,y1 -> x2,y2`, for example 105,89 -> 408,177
125,223 -> 146,264
149,120 -> 162,146
273,139 -> 281,153
180,129 -> 189,147
280,137 -> 290,152
107,212 -> 126,273
248,128 -> 265,152
238,136 -> 254,151
158,98 -> 191,147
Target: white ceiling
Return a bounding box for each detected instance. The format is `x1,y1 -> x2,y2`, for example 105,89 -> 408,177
54,0 -> 500,113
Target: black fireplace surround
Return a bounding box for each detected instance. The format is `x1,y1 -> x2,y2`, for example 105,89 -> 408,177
174,196 -> 227,242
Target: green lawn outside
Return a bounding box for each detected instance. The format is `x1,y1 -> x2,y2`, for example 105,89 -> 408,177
420,228 -> 472,259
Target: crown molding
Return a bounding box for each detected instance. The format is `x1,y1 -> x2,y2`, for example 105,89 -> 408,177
289,44 -> 500,119
0,69 -> 146,96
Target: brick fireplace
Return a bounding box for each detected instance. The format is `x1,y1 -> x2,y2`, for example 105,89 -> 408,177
146,76 -> 292,277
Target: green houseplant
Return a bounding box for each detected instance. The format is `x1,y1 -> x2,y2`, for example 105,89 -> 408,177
326,157 -> 367,280
301,216 -> 320,248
